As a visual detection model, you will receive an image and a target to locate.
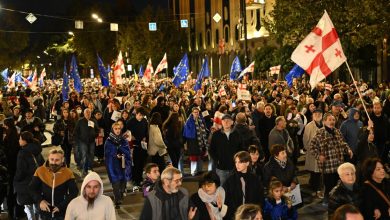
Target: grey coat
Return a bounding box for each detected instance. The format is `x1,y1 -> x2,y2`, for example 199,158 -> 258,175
303,121 -> 321,172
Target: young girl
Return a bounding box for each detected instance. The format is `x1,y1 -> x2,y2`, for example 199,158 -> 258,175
263,178 -> 297,220
248,145 -> 265,182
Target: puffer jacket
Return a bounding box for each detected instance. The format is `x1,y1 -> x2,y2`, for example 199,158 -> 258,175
328,180 -> 361,217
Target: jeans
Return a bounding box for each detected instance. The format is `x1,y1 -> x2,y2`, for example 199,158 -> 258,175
24,204 -> 38,220
79,141 -> 95,173
216,169 -> 231,186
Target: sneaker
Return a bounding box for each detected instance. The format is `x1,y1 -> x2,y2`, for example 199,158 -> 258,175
316,191 -> 324,199
132,186 -> 140,192
300,149 -> 306,155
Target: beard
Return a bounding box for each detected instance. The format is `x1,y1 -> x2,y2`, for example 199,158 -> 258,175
49,164 -> 62,173
84,193 -> 97,210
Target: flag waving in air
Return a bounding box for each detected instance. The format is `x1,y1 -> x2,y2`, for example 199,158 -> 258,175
230,56 -> 242,80
237,61 -> 255,80
70,55 -> 82,93
97,54 -> 110,87
194,57 -> 209,91
113,51 -> 125,85
172,53 -> 190,87
291,11 -> 346,89
62,62 -> 69,102
154,53 -> 167,76
38,68 -> 46,87
143,58 -> 154,81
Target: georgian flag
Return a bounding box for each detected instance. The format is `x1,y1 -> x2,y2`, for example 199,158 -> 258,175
7,72 -> 16,88
113,51 -> 125,85
143,58 -> 154,81
39,68 -> 46,87
270,65 -> 281,75
291,11 -> 346,89
154,53 -> 167,76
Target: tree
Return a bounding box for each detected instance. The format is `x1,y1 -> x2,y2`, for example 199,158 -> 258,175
119,6 -> 188,76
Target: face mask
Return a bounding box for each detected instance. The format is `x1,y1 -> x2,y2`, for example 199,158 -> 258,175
76,109 -> 82,114
49,164 -> 62,173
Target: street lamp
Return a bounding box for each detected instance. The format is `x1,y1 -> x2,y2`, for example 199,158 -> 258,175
68,31 -> 74,36
97,18 -> 103,23
92,13 -> 98,19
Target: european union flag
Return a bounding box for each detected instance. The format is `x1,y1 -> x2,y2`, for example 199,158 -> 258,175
1,68 -> 8,83
285,64 -> 305,87
194,57 -> 209,91
97,54 -> 110,87
62,62 -> 69,102
70,55 -> 82,93
172,53 -> 190,87
15,72 -> 23,84
159,83 -> 165,92
138,65 -> 144,78
27,72 -> 33,82
230,56 -> 242,80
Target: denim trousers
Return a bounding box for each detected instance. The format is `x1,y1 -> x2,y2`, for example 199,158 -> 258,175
79,141 -> 95,172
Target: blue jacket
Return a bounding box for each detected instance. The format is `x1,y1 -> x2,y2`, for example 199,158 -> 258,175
104,137 -> 132,183
263,197 -> 298,220
183,114 -> 206,140
340,108 -> 363,152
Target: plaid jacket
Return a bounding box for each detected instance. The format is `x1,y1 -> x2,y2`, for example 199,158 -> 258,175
310,127 -> 350,174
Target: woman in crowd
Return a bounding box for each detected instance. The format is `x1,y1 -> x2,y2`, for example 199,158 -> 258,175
328,163 -> 361,218
3,118 -> 21,219
162,112 -> 184,168
53,108 -> 75,167
360,157 -> 390,220
189,171 -> 227,220
234,204 -> 263,220
148,112 -> 171,172
14,131 -> 44,220
263,144 -> 298,192
104,122 -> 132,209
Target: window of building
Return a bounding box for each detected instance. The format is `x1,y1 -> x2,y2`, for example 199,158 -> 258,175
199,33 -> 203,48
224,26 -> 229,42
207,30 -> 211,46
235,25 -> 239,40
256,9 -> 261,31
206,12 -> 210,25
224,6 -> 229,21
215,29 -> 219,45
191,33 -> 196,50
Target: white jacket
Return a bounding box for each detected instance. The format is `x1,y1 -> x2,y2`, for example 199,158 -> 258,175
147,124 -> 168,156
65,172 -> 116,220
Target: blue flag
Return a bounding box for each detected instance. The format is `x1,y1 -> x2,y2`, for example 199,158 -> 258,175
97,54 -> 110,87
15,72 -> 23,84
70,55 -> 82,93
172,53 -> 190,87
138,65 -> 144,78
62,62 -> 69,102
229,56 -> 242,80
285,64 -> 305,87
159,83 -> 165,92
1,68 -> 8,83
194,57 -> 209,91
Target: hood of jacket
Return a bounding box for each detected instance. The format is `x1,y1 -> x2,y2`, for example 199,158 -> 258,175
80,171 -> 103,197
348,108 -> 359,121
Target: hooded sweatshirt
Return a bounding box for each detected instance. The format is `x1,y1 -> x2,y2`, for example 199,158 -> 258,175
65,172 -> 116,220
340,108 -> 363,152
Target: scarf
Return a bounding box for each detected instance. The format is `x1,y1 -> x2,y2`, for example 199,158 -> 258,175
108,131 -> 123,145
195,117 -> 208,150
198,187 -> 225,220
325,125 -> 335,136
274,157 -> 287,169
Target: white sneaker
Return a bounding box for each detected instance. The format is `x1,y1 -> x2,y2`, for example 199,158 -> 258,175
300,149 -> 306,155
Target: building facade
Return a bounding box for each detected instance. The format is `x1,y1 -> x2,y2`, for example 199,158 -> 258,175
171,0 -> 275,78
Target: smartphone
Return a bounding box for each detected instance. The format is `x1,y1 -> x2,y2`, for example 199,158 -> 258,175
232,102 -> 236,108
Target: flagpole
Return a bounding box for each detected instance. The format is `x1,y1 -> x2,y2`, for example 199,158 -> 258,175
345,60 -> 371,122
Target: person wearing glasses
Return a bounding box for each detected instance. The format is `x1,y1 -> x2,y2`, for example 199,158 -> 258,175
140,167 -> 190,220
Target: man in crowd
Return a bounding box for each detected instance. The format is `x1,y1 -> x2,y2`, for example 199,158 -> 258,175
74,108 -> 99,176
209,114 -> 244,185
18,108 -> 46,143
258,103 -> 276,160
310,113 -> 353,205
65,172 -> 116,220
268,116 -> 294,157
30,149 -> 78,220
140,167 -> 189,220
370,102 -> 390,166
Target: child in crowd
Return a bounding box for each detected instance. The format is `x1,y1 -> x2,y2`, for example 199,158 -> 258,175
263,178 -> 297,220
141,163 -> 160,197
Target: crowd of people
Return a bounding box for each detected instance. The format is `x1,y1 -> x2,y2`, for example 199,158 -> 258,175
0,75 -> 389,220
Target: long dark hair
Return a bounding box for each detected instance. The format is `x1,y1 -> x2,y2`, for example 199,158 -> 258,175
362,157 -> 383,181
4,117 -> 17,137
150,112 -> 163,131
20,131 -> 40,145
162,112 -> 182,138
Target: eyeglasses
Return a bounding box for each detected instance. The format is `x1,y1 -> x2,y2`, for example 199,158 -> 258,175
170,178 -> 182,184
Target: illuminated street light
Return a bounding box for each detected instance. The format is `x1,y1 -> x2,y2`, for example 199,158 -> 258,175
92,13 -> 98,19
97,18 -> 103,23
68,31 -> 74,36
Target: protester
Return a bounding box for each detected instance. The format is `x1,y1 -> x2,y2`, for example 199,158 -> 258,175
189,171 -> 227,220
13,131 -> 44,220
53,108 -> 75,167
29,148 -> 78,220
332,204 -> 364,220
141,163 -> 160,197
104,122 -> 132,208
18,108 -> 46,143
139,167 -> 189,220
234,204 -> 263,220
148,112 -> 171,171
65,172 -> 116,220
162,112 -> 185,168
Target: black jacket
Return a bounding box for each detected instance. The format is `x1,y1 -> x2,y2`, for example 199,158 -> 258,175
360,179 -> 390,220
328,181 -> 361,217
189,193 -> 213,220
223,171 -> 264,220
73,117 -> 99,144
234,123 -> 261,150
13,142 -> 44,205
263,157 -> 297,188
209,129 -> 244,170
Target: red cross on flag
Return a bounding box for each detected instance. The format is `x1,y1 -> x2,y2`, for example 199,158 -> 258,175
143,58 -> 154,81
237,61 -> 255,79
238,83 -> 247,90
270,65 -> 281,75
113,51 -> 125,85
291,11 -> 346,89
218,86 -> 227,97
154,53 -> 167,76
